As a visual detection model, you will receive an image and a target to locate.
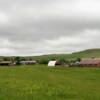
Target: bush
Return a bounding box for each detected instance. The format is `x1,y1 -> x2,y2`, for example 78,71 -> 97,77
38,59 -> 49,65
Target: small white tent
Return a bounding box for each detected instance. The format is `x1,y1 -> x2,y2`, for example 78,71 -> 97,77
48,61 -> 57,67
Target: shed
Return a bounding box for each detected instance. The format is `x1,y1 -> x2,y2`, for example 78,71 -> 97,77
20,61 -> 37,65
0,61 -> 12,66
48,60 -> 61,67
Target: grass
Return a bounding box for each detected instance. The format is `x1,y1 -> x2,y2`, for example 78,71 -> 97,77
0,65 -> 100,100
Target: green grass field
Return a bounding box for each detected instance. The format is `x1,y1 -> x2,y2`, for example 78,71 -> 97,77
0,65 -> 100,100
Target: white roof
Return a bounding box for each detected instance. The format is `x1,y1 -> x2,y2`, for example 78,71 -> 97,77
48,61 -> 57,67
20,61 -> 37,64
21,61 -> 36,63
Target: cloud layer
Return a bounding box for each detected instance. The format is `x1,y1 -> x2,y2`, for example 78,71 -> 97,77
0,0 -> 100,56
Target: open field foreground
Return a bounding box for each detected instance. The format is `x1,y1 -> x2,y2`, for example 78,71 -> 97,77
0,65 -> 100,100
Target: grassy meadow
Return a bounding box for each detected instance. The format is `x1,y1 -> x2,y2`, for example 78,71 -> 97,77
0,65 -> 100,100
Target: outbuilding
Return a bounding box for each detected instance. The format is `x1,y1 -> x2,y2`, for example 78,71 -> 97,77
80,59 -> 100,67
48,60 -> 61,67
0,61 -> 12,66
20,61 -> 37,65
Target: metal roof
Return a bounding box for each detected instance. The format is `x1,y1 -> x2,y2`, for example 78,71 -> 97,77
80,59 -> 100,64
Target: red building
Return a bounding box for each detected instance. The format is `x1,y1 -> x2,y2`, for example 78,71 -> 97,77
80,59 -> 100,67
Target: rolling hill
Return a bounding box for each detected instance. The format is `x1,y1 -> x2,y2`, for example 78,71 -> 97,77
31,48 -> 100,61
0,48 -> 100,62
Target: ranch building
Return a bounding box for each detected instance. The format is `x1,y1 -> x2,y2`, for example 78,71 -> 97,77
0,61 -> 12,66
48,60 -> 62,67
20,60 -> 37,65
79,59 -> 100,67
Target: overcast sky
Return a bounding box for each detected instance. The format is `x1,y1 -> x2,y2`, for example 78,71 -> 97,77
0,0 -> 100,56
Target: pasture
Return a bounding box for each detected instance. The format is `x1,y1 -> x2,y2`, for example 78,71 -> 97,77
0,65 -> 100,100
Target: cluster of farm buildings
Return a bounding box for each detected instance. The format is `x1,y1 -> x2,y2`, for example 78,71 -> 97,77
48,58 -> 100,67
0,57 -> 100,67
0,61 -> 37,66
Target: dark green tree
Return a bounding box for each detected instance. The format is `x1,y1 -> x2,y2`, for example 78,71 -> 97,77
3,57 -> 10,61
76,58 -> 81,62
15,57 -> 21,65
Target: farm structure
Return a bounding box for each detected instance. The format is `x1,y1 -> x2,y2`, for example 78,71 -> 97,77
20,61 -> 37,65
79,59 -> 100,67
0,61 -> 13,66
48,60 -> 62,67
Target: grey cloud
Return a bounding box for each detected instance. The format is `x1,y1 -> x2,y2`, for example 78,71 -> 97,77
0,0 -> 100,55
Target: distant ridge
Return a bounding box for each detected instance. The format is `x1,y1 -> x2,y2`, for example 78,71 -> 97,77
30,48 -> 100,61
0,48 -> 100,60
72,48 -> 100,58
73,48 -> 100,54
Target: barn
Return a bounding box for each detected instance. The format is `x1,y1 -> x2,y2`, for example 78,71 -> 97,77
48,60 -> 62,67
20,61 -> 37,65
0,61 -> 12,66
80,59 -> 100,67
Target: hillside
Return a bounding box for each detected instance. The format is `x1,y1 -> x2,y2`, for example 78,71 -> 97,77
0,48 -> 100,61
71,48 -> 100,58
31,48 -> 100,61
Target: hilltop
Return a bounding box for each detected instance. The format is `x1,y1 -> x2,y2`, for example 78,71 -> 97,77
71,48 -> 100,58
31,48 -> 100,61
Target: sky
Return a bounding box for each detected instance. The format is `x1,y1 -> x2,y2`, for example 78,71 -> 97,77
0,0 -> 100,56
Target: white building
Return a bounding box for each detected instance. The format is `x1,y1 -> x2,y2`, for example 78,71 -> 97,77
20,61 -> 37,65
48,60 -> 61,67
